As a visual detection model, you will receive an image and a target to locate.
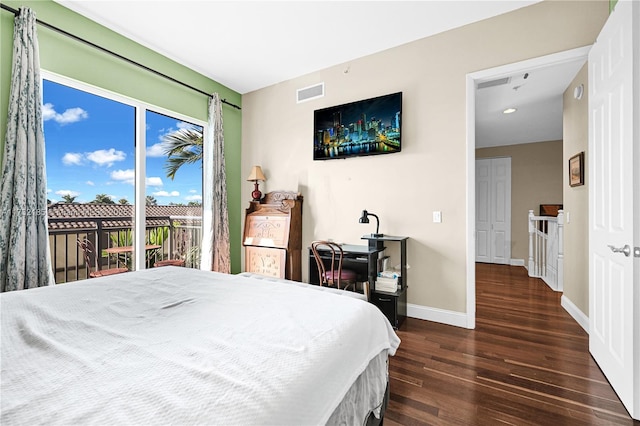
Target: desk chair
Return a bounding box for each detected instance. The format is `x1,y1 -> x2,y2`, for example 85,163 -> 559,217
311,241 -> 357,292
77,238 -> 128,278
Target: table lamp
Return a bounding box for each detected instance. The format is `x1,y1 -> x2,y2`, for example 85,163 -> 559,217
247,166 -> 266,201
359,210 -> 383,237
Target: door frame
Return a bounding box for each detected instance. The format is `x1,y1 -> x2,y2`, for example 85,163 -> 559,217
465,46 -> 592,329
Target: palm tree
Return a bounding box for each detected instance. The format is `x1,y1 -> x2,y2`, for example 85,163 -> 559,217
93,194 -> 115,204
61,194 -> 76,203
118,198 -> 129,205
146,195 -> 158,206
162,128 -> 202,180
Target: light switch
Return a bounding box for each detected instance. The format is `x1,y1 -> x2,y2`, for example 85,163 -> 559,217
566,212 -> 570,223
433,211 -> 442,223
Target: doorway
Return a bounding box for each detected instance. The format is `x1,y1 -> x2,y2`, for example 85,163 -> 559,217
464,46 -> 591,329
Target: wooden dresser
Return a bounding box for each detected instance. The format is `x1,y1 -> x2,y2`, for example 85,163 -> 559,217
243,191 -> 303,281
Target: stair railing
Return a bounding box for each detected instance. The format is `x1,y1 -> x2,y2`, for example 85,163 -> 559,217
528,209 -> 564,291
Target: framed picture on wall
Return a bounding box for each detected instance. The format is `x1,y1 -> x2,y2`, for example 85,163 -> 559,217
569,152 -> 585,187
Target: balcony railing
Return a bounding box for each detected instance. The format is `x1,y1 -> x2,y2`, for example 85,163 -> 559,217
48,215 -> 202,284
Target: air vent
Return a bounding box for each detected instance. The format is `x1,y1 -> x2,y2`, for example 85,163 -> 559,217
297,82 -> 324,103
477,77 -> 511,89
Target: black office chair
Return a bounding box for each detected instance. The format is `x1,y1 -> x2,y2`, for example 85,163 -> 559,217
311,241 -> 358,291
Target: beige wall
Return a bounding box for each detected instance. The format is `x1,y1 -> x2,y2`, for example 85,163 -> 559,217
242,1 -> 608,316
476,141 -> 563,262
562,64 -> 590,316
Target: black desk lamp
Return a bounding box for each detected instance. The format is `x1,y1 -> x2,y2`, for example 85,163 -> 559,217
359,210 -> 383,237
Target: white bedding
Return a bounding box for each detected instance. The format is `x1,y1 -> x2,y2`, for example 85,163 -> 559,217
0,267 -> 400,425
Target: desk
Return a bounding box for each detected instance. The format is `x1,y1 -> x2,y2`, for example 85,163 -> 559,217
105,244 -> 162,268
308,244 -> 383,287
362,235 -> 408,329
104,244 -> 162,254
308,238 -> 408,329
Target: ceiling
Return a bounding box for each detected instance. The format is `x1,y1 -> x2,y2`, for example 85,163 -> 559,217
475,57 -> 587,148
54,0 -> 585,148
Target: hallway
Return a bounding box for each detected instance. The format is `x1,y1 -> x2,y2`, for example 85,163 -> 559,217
385,263 -> 637,425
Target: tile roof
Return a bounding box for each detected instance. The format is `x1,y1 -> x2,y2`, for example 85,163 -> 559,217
47,203 -> 202,231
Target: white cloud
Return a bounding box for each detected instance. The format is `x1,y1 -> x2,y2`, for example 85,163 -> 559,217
156,121 -> 199,143
109,172 -> 164,187
62,152 -> 83,166
153,190 -> 180,197
110,169 -> 135,185
46,188 -> 52,193
189,189 -> 197,194
86,148 -> 126,167
42,103 -> 88,125
86,181 -> 95,186
185,194 -> 202,202
146,142 -> 169,157
146,177 -> 163,187
177,121 -> 197,130
55,189 -> 80,197
42,103 -> 56,121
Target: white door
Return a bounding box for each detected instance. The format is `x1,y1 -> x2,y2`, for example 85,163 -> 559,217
476,158 -> 511,264
588,0 -> 638,419
476,159 -> 491,263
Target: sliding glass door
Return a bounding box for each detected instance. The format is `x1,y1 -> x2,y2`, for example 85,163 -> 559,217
43,73 -> 205,283
145,110 -> 203,269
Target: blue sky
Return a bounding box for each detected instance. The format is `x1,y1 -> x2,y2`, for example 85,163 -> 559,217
43,79 -> 203,205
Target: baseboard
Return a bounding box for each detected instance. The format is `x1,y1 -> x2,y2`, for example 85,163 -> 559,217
510,258 -> 525,266
407,303 -> 471,329
561,295 -> 589,334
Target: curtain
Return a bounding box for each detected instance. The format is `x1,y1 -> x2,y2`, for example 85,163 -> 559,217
0,8 -> 55,291
200,93 -> 231,273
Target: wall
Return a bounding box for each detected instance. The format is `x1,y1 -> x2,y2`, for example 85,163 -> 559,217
242,1 -> 608,318
562,64 -> 589,317
476,140 -> 563,263
0,0 -> 243,272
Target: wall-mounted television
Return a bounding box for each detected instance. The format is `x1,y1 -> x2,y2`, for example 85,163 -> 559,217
313,92 -> 402,160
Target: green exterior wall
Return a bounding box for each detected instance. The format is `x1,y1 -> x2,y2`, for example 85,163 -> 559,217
0,0 -> 242,273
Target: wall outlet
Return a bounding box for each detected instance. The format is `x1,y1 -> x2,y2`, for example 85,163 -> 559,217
433,211 -> 442,223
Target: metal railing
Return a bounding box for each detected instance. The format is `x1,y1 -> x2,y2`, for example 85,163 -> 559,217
48,215 -> 202,284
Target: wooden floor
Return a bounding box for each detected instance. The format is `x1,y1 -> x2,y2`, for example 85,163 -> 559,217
385,263 -> 638,425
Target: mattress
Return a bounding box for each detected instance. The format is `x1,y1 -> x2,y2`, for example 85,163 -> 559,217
0,267 -> 400,425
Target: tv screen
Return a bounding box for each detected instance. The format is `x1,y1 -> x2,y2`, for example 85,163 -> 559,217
313,92 -> 402,160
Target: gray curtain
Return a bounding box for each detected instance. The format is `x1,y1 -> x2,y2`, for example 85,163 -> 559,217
201,93 -> 231,273
0,7 -> 55,292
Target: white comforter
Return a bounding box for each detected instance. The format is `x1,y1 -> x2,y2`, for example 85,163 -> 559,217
0,267 -> 400,425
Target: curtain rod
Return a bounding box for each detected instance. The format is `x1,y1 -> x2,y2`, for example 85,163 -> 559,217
0,3 -> 241,110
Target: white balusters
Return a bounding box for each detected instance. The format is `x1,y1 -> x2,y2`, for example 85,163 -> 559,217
528,210 -> 535,274
557,210 -> 564,292
527,209 -> 564,291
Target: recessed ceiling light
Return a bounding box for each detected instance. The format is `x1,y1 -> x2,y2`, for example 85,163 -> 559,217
503,107 -> 517,114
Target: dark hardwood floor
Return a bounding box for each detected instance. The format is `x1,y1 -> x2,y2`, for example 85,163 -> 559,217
385,263 -> 638,425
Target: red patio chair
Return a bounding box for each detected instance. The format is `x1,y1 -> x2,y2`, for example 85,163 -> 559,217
77,238 -> 128,278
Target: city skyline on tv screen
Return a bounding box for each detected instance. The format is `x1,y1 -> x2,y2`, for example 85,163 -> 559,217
313,92 -> 402,160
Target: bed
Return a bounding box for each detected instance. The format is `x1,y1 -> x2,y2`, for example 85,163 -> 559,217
0,267 -> 400,425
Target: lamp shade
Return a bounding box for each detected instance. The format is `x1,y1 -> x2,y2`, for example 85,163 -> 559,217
246,165 -> 266,182
359,210 -> 370,223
